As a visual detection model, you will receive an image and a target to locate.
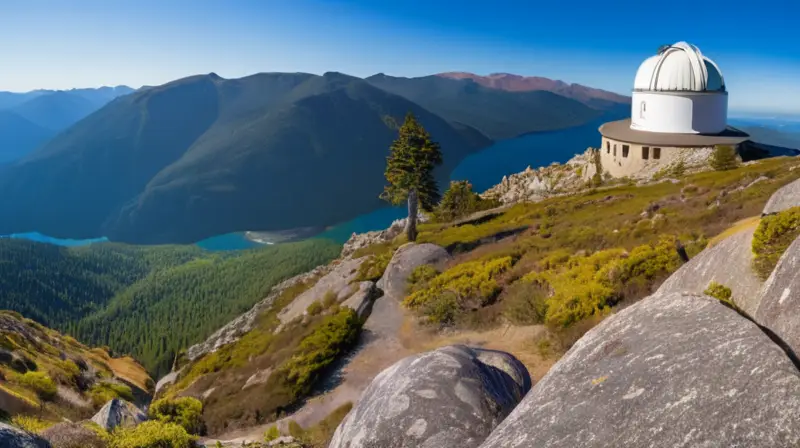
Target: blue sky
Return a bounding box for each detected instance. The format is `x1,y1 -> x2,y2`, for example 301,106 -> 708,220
1,0 -> 798,113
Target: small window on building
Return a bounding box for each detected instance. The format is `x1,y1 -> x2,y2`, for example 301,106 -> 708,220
642,146 -> 650,160
622,145 -> 629,158
653,147 -> 661,159
606,141 -> 610,153
613,145 -> 617,156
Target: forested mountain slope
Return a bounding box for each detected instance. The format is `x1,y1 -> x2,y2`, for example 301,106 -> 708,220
0,238 -> 341,376
0,72 -> 490,244
366,73 -> 610,139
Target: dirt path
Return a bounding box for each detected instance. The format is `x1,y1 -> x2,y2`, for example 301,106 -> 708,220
202,294 -> 554,446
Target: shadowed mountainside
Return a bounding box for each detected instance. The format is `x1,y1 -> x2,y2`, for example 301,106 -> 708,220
0,72 -> 492,244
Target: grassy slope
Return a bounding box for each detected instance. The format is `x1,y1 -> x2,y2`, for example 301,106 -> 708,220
358,155 -> 800,349
0,239 -> 342,377
0,310 -> 151,422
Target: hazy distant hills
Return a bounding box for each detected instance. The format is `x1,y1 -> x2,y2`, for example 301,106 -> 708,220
0,85 -> 133,162
366,73 -> 616,139
0,72 -> 628,244
0,111 -> 55,163
438,72 -> 631,110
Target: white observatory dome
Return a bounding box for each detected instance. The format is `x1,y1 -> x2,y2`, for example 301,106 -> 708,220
634,42 -> 725,92
630,42 -> 729,134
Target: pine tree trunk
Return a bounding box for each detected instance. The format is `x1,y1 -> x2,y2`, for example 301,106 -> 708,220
406,188 -> 419,242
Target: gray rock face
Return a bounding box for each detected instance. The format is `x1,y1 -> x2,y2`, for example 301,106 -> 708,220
341,281 -> 380,319
90,398 -> 147,431
763,177 -> 800,215
478,292 -> 800,448
0,422 -> 51,448
380,243 -> 451,301
657,228 -> 763,315
154,370 -> 180,394
329,345 -> 531,448
756,235 -> 800,356
277,257 -> 368,326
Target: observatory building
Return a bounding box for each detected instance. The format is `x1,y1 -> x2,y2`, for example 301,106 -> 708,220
598,42 -> 750,178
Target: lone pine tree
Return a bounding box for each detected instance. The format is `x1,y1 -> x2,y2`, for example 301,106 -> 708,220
380,112 -> 443,241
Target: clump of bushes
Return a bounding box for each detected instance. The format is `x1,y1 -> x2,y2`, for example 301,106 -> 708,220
88,382 -> 134,407
502,281 -> 549,325
11,415 -> 55,434
404,257 -> 512,324
704,281 -> 732,301
710,145 -> 740,171
108,421 -> 195,448
19,371 -> 57,402
264,425 -> 281,441
433,180 -> 500,222
519,237 -> 684,328
355,251 -> 393,282
752,207 -> 800,280
148,396 -> 205,435
269,308 -> 362,405
407,264 -> 439,291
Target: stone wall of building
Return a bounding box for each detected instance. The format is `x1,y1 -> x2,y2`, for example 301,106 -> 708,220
599,136 -> 718,179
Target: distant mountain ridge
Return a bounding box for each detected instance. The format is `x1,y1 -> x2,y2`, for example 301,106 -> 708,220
438,72 -> 630,108
0,85 -> 135,162
0,71 -> 624,244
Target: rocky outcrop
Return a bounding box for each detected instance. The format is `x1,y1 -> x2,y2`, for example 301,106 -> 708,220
277,257 -> 369,327
481,150 -> 594,204
185,264 -> 328,361
342,214 -> 429,258
329,345 -> 531,448
657,228 -> 763,315
154,370 -> 180,394
90,398 -> 146,431
763,177 -> 800,215
756,234 -> 800,356
379,243 -> 451,301
341,281 -> 380,319
478,292 -> 800,448
0,422 -> 51,448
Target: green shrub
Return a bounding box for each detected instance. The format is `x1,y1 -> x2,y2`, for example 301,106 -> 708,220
433,180 -> 499,222
321,290 -> 338,309
306,301 -> 324,316
88,382 -> 134,407
11,415 -> 55,434
264,425 -> 280,441
355,251 -> 393,282
108,421 -> 195,448
704,281 -> 733,302
272,308 -> 362,402
752,207 -> 800,280
19,371 -> 57,401
710,145 -> 740,171
288,420 -> 304,438
404,257 -> 512,324
522,237 -> 683,328
407,264 -> 439,291
148,396 -> 205,435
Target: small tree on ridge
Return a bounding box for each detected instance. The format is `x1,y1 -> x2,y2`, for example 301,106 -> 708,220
380,112 -> 443,241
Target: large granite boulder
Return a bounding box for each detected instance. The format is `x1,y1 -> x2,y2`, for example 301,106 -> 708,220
0,422 -> 51,448
379,243 -> 451,300
657,228 -> 763,315
90,398 -> 147,431
479,292 -> 800,448
763,177 -> 800,215
329,345 -> 531,448
756,234 -> 800,355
